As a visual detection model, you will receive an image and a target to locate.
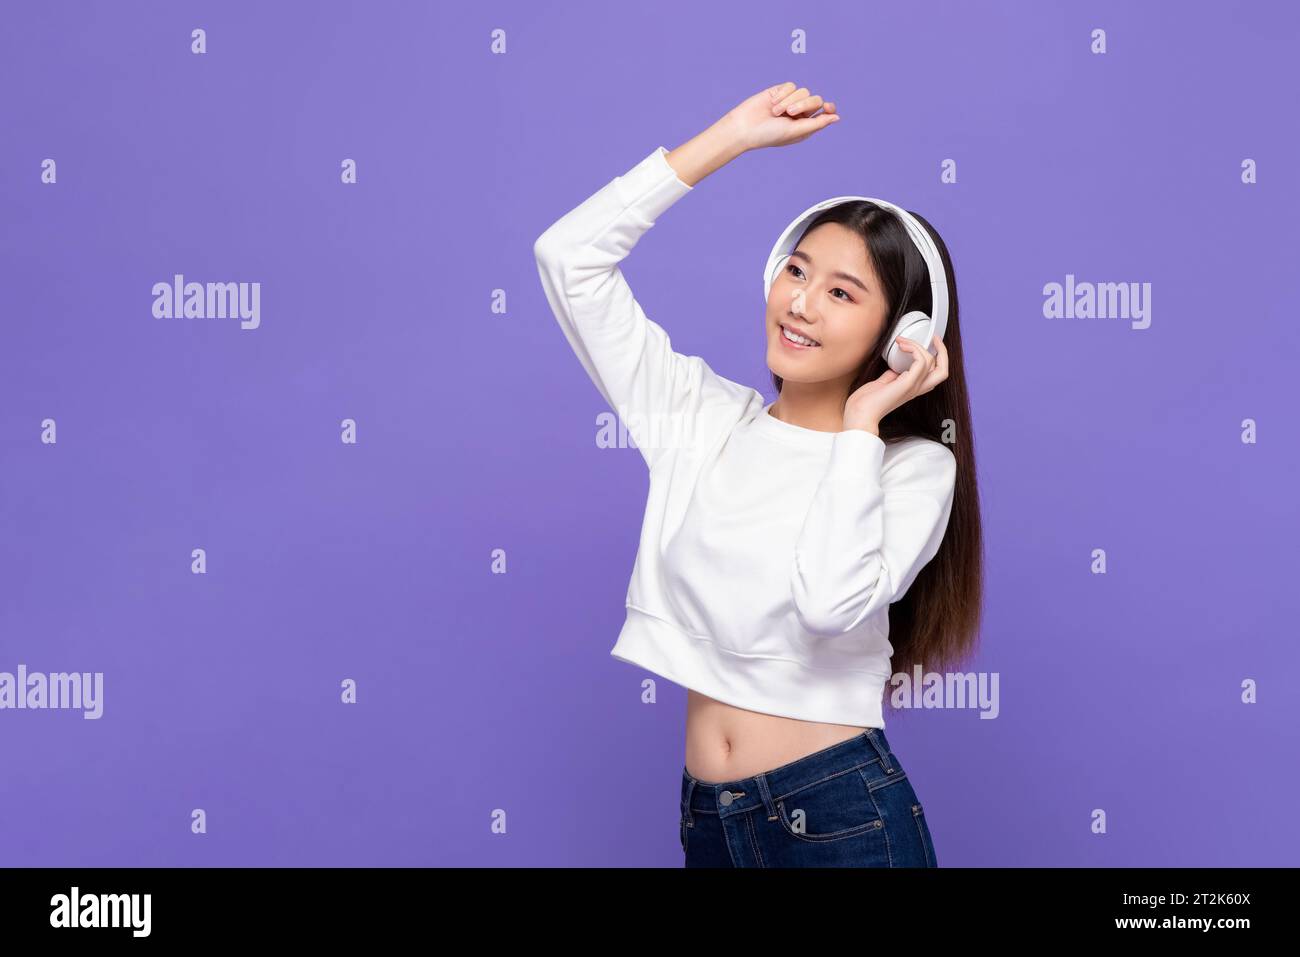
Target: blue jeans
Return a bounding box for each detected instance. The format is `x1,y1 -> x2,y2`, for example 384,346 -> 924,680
679,727 -> 938,867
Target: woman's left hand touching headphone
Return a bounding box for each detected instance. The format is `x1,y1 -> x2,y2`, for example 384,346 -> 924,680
842,335 -> 949,434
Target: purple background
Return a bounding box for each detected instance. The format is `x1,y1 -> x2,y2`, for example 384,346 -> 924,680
2,0 -> 1297,867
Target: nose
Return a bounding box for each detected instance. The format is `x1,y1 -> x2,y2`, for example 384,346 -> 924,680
785,288 -> 820,323
787,309 -> 821,333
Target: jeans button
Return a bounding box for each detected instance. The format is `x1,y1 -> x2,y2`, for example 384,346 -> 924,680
719,790 -> 734,806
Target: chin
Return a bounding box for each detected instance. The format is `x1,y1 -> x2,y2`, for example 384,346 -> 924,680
768,355 -> 816,383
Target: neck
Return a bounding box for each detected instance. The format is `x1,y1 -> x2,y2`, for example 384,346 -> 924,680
768,383 -> 851,433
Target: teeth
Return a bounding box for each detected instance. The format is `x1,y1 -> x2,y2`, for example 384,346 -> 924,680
782,325 -> 819,347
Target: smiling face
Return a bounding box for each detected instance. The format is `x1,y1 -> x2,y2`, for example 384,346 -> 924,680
765,221 -> 891,389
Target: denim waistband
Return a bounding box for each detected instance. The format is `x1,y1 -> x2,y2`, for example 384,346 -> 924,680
680,728 -> 901,821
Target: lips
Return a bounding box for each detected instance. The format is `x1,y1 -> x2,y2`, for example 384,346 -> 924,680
779,323 -> 821,348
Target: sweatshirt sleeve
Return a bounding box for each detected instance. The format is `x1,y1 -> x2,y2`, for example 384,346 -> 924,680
789,430 -> 958,639
533,146 -> 748,470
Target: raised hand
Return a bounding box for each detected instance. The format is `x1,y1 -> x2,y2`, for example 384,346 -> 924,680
724,81 -> 841,152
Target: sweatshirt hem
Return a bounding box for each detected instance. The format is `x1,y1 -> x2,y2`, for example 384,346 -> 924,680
609,603 -> 887,729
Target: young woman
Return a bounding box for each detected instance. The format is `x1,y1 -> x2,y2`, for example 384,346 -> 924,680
534,82 -> 983,867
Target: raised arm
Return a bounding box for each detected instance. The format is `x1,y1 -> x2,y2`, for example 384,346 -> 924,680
532,141 -> 743,470
533,83 -> 842,470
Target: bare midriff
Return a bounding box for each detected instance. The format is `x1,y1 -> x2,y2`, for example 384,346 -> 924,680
684,689 -> 869,784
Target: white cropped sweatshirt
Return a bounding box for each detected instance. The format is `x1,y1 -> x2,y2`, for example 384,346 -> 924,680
533,145 -> 958,728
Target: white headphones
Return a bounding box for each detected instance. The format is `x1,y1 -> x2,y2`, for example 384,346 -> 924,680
762,196 -> 949,374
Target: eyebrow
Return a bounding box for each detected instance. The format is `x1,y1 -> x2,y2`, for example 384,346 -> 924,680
788,250 -> 870,294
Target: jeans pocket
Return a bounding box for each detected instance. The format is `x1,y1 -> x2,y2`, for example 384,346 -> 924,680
775,767 -> 885,843
679,813 -> 688,853
911,803 -> 938,867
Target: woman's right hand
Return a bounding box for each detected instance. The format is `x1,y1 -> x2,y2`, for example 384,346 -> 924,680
663,82 -> 841,187
723,82 -> 841,152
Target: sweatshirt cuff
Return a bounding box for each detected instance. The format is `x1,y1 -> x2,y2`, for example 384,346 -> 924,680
825,428 -> 886,480
612,146 -> 694,225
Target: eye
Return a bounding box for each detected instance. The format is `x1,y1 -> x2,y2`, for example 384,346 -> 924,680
786,263 -> 855,302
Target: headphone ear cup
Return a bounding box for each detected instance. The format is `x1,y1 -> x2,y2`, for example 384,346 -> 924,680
882,312 -> 934,373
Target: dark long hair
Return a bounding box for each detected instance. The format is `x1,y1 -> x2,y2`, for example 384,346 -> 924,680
770,203 -> 984,704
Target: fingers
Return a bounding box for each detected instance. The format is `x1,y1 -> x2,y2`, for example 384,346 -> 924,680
898,339 -> 935,380
896,342 -> 921,380
790,111 -> 841,138
930,334 -> 949,383
767,81 -> 797,104
771,86 -> 810,114
783,94 -> 823,116
926,339 -> 949,391
898,336 -> 948,391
